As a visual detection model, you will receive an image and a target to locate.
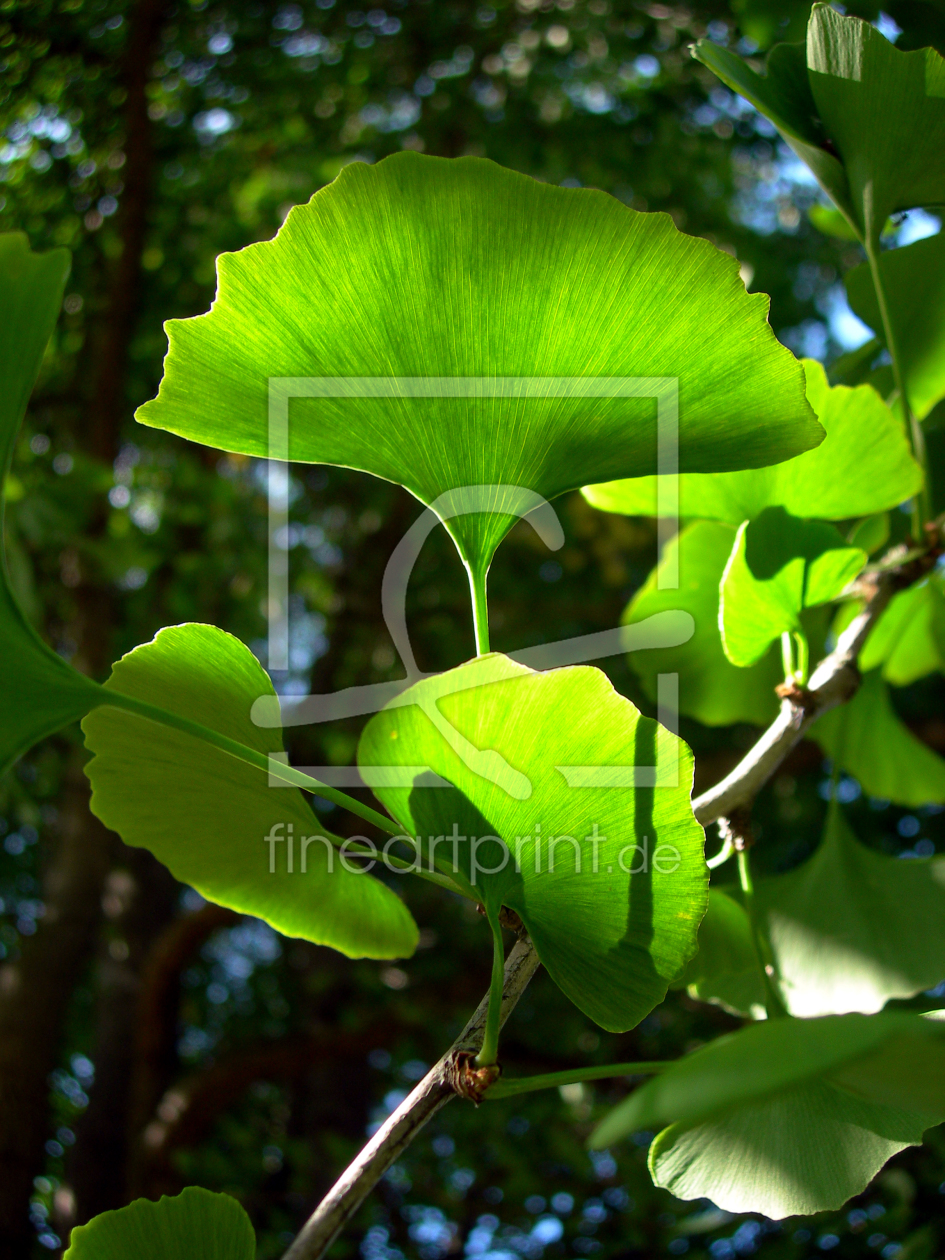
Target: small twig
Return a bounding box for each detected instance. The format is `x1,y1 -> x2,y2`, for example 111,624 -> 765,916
282,936 -> 541,1260
692,549 -> 936,827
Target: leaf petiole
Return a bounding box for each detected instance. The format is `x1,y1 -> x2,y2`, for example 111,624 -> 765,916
485,1060 -> 669,1100
102,689 -> 403,837
475,908 -> 506,1068
466,559 -> 491,657
863,230 -> 930,535
334,836 -> 470,898
737,847 -> 788,1018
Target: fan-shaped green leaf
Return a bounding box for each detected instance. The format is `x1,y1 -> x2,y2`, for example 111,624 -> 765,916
807,4 -> 945,239
0,233 -> 104,776
590,1010 -> 945,1152
83,624 -> 418,960
859,575 -> 945,684
357,654 -> 707,1032
64,1186 -> 254,1260
813,669 -> 945,806
720,507 -> 866,668
691,37 -> 854,222
696,7 -> 945,241
756,806 -> 945,1016
624,522 -> 782,728
848,513 -> 889,557
679,888 -> 766,1019
584,360 -> 920,523
647,1081 -> 930,1218
846,232 -> 945,420
136,153 -> 821,582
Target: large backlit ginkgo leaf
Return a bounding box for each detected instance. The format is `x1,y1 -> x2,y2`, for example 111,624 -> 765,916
135,153 -> 821,582
64,1187 -> 254,1260
357,653 -> 707,1033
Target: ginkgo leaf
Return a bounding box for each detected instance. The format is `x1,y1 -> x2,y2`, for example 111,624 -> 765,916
647,1081 -> 930,1218
806,4 -> 945,240
695,6 -> 945,241
0,232 -> 104,776
357,653 -> 707,1032
83,624 -> 418,960
623,522 -> 783,728
858,575 -> 945,684
583,360 -> 920,523
64,1186 -> 254,1260
756,805 -> 945,1017
136,152 -> 821,587
590,1010 -> 945,1144
691,36 -> 854,223
678,888 -> 766,1020
591,1012 -> 945,1215
846,232 -> 945,420
719,507 -> 866,668
813,670 -> 945,806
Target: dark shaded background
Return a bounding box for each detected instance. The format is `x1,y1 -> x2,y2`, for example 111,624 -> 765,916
2,1 -> 945,1257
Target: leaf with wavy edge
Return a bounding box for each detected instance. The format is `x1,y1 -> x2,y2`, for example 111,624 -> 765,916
813,669 -> 945,806
583,360 -> 920,524
647,1081 -> 930,1218
719,507 -> 866,669
64,1186 -> 254,1259
135,152 -> 820,588
358,653 -> 707,1032
83,624 -> 418,960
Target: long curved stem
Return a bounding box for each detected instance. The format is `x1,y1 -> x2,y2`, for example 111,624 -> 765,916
863,233 -> 930,534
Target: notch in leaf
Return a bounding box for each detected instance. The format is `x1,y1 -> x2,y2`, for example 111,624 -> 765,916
136,152 -> 821,639
64,1186 -> 254,1259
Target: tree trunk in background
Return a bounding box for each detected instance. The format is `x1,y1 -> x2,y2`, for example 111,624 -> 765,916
70,849 -> 179,1223
0,760 -> 111,1256
0,0 -> 167,1246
